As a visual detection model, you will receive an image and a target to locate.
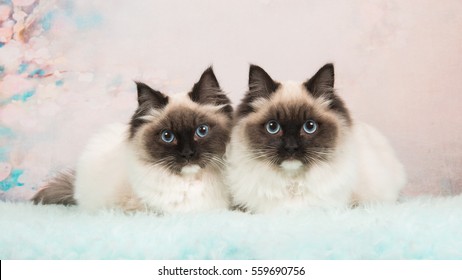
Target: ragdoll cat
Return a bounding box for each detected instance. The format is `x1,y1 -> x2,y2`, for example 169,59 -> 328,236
32,67 -> 233,214
226,63 -> 406,213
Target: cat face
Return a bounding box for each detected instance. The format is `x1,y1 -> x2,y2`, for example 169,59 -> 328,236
235,64 -> 352,172
129,67 -> 233,175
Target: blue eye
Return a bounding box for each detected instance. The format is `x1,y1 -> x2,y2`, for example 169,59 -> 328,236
195,124 -> 209,138
303,120 -> 318,134
161,130 -> 175,143
265,120 -> 281,135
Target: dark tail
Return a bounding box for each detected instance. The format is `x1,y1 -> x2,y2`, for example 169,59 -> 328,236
31,170 -> 77,206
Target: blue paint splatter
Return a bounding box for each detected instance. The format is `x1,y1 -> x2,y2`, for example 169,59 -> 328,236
18,63 -> 29,74
41,11 -> 55,31
0,169 -> 24,191
2,90 -> 36,104
75,12 -> 103,30
0,65 -> 4,74
22,90 -> 35,101
14,90 -> 35,102
63,0 -> 75,16
0,42 -> 5,48
11,170 -> 24,186
0,147 -> 10,161
28,69 -> 46,77
0,127 -> 14,138
55,80 -> 64,86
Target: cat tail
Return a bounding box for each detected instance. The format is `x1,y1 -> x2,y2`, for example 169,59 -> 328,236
31,170 -> 77,206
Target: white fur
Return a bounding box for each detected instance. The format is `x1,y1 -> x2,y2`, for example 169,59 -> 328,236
280,160 -> 303,171
73,92 -> 230,214
226,123 -> 358,213
126,143 -> 229,213
350,122 -> 407,204
226,83 -> 406,213
181,164 -> 201,175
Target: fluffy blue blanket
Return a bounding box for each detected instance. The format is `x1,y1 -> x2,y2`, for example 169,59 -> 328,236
1,196 -> 461,259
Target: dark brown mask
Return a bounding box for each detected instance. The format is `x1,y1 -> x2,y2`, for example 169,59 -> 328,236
130,67 -> 233,175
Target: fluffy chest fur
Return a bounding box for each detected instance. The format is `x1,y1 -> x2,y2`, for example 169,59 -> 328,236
226,120 -> 406,213
74,123 -> 229,214
226,122 -> 358,213
72,67 -> 232,214
226,64 -> 406,213
126,142 -> 229,213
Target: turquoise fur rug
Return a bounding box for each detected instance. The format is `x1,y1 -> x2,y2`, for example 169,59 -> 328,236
1,196 -> 461,259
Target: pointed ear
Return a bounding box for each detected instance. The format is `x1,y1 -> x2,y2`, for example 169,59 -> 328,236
248,64 -> 279,99
236,65 -> 280,118
189,66 -> 232,107
304,64 -> 352,125
304,63 -> 335,97
135,81 -> 168,109
130,82 -> 168,139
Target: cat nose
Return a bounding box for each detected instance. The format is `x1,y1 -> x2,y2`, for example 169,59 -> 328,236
284,144 -> 299,154
180,147 -> 196,159
284,139 -> 299,154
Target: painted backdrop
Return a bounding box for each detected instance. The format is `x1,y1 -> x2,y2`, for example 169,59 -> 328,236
1,0 -> 461,200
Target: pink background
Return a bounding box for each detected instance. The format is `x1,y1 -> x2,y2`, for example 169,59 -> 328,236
1,0 -> 461,199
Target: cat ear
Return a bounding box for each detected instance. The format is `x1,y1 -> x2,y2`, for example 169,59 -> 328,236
188,67 -> 232,118
189,66 -> 230,106
130,82 -> 168,139
135,81 -> 168,109
248,64 -> 279,99
304,63 -> 335,98
236,65 -> 280,118
304,63 -> 352,125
